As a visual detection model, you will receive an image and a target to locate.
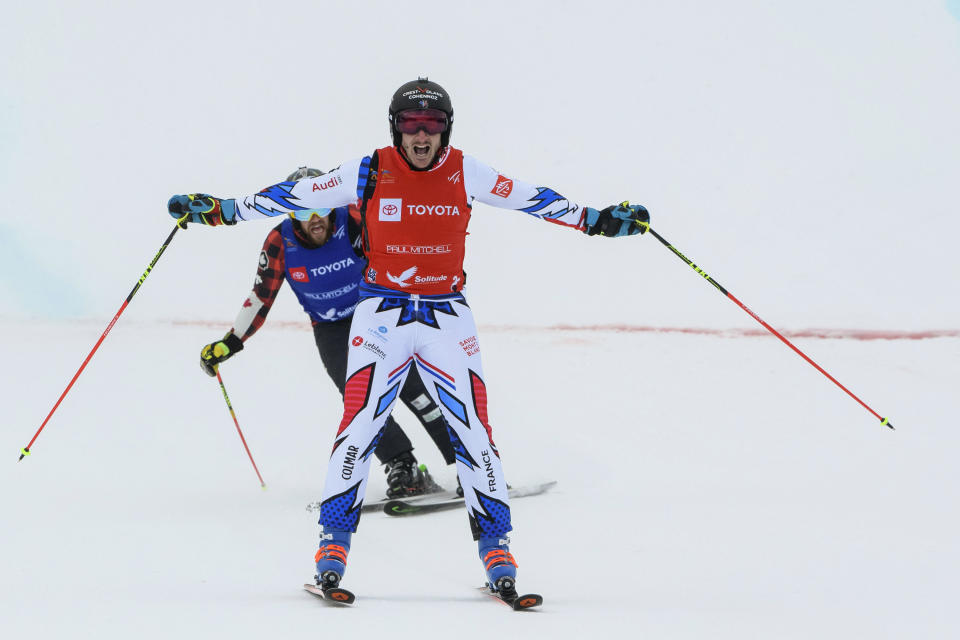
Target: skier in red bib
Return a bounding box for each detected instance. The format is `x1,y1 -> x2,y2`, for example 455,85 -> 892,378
168,77 -> 649,601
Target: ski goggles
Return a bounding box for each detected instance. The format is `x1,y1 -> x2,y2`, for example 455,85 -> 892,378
394,109 -> 449,135
289,208 -> 333,222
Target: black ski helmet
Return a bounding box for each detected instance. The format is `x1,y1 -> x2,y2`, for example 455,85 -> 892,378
388,77 -> 454,148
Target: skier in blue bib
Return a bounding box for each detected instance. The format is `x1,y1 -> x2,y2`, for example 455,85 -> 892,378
199,167 -> 456,497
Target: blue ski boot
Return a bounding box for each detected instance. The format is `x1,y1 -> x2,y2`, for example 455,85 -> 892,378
478,536 -> 518,595
314,529 -> 352,587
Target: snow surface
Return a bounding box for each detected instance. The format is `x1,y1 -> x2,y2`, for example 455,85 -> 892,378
3,320 -> 958,638
2,1 -> 959,638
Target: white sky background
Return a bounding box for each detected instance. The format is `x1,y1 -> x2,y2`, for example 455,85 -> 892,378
1,0 -> 958,331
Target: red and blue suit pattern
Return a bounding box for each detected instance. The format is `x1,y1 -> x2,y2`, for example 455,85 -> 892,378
230,147 -> 589,540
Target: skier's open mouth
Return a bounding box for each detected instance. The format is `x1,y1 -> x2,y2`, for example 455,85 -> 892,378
412,144 -> 431,157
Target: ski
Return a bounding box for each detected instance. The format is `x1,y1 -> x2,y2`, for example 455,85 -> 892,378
305,486 -> 451,513
304,581 -> 356,605
384,481 -> 557,516
478,584 -> 543,611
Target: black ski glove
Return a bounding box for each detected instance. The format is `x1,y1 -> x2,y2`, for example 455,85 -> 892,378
200,332 -> 244,376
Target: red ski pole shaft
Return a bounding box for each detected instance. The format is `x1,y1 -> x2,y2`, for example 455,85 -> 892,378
19,218 -> 189,460
216,369 -> 266,488
642,223 -> 893,430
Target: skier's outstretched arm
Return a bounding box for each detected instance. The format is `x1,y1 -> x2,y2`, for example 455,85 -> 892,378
462,156 -> 649,237
198,225 -> 287,376
168,159 -> 367,225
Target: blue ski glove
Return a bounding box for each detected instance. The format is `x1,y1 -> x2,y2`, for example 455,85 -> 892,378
200,332 -> 244,376
583,202 -> 649,237
168,194 -> 238,228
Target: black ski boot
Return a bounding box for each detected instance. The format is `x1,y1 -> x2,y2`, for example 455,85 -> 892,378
385,452 -> 441,498
493,576 -> 518,598
320,570 -> 342,590
483,576 -> 543,610
306,571 -> 355,604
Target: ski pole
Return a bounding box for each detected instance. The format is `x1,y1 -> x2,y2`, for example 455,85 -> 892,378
638,221 -> 893,430
215,369 -> 266,489
19,216 -> 190,460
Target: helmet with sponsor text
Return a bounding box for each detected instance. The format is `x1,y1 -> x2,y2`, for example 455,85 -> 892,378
388,77 -> 454,148
286,166 -> 324,181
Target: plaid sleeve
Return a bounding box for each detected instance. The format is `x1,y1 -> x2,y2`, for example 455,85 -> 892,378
232,225 -> 286,342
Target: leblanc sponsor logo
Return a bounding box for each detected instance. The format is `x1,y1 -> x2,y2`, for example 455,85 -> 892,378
362,340 -> 387,360
380,198 -> 402,222
386,244 -> 452,255
351,336 -> 363,346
